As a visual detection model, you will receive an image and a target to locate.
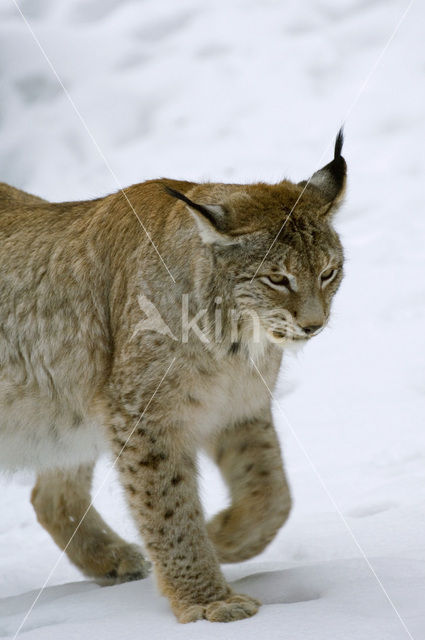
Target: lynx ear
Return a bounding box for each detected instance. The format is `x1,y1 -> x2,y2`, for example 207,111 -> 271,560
164,186 -> 236,245
299,129 -> 347,217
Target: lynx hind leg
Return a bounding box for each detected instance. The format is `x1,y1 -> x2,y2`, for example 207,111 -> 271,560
206,418 -> 291,563
31,463 -> 151,584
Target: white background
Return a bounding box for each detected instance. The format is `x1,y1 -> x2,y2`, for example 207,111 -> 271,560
0,0 -> 424,638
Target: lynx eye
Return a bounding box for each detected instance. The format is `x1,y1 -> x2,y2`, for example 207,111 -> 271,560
267,274 -> 290,288
320,267 -> 337,285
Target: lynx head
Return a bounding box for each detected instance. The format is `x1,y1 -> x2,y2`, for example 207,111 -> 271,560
166,130 -> 346,349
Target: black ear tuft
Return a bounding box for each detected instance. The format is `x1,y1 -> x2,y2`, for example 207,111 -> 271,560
163,184 -> 184,201
163,183 -> 235,244
299,128 -> 347,216
163,185 -> 222,229
334,127 -> 344,159
326,127 -> 346,188
164,184 -> 201,213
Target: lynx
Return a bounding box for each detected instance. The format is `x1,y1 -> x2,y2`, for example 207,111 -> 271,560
0,133 -> 346,623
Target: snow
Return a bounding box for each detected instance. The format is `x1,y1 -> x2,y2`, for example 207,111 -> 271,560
1,0 -> 425,637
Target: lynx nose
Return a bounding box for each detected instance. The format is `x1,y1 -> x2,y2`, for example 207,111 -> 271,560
302,324 -> 322,335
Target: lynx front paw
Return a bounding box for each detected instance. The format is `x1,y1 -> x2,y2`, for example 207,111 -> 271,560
175,593 -> 261,623
95,542 -> 152,585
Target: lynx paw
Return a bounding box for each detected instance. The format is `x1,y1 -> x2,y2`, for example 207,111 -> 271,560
207,500 -> 289,563
94,542 -> 152,585
207,508 -> 261,563
176,593 -> 261,623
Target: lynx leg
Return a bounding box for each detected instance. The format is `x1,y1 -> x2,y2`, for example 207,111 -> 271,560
206,417 -> 291,562
31,463 -> 151,584
107,401 -> 260,623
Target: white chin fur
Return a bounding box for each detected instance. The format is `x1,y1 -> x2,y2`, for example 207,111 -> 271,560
283,339 -> 307,355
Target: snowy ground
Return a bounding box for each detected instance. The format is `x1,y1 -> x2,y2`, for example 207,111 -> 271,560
1,0 -> 425,638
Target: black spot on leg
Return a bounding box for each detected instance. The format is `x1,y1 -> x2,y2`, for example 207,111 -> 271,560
139,451 -> 168,470
171,474 -> 183,486
164,510 -> 174,519
245,463 -> 254,472
125,444 -> 138,453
